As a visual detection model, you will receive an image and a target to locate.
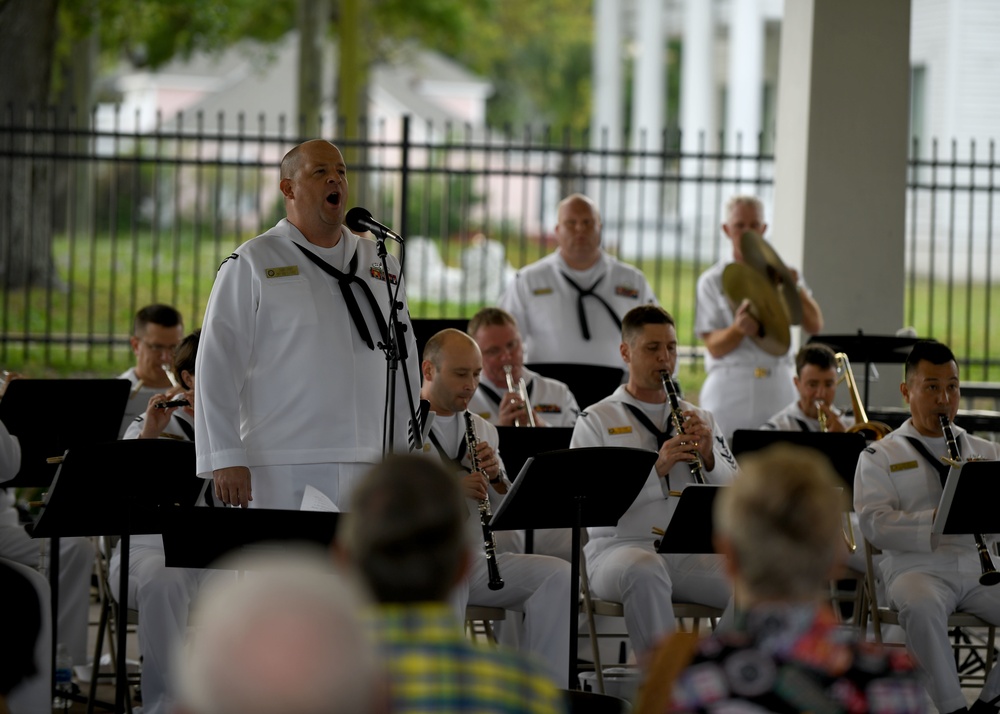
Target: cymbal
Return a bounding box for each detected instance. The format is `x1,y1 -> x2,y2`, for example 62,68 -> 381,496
738,231 -> 803,325
722,263 -> 791,356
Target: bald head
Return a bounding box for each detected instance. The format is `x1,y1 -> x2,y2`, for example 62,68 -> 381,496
420,329 -> 482,415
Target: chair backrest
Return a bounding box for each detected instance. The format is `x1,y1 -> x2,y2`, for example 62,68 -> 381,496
526,363 -> 624,411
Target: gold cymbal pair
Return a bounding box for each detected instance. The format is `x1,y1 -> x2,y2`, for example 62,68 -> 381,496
721,231 -> 803,356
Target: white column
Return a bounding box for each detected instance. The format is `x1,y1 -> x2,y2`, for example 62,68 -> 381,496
772,0 -> 911,407
592,0 -> 623,153
726,0 -> 763,165
680,0 -> 716,155
630,0 -> 665,156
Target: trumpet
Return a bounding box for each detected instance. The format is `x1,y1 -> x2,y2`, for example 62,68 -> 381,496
660,371 -> 705,484
939,414 -> 1000,586
464,411 -> 504,590
502,364 -> 536,427
816,400 -> 829,432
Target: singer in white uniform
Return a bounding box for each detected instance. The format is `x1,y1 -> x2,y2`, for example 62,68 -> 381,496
118,305 -> 185,438
196,140 -> 419,510
418,329 -> 571,686
498,194 -> 657,370
696,196 -> 823,441
572,305 -> 738,658
855,340 -> 1000,714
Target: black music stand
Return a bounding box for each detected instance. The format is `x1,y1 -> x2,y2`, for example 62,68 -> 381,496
32,440 -> 203,713
934,461 -> 1000,536
808,332 -> 924,409
159,508 -> 341,569
655,485 -> 722,555
0,379 -> 130,487
490,446 -> 656,689
731,430 -> 867,489
525,363 -> 624,411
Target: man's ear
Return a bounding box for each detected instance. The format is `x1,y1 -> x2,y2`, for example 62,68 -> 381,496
421,359 -> 434,383
900,380 -> 910,404
181,369 -> 194,391
130,335 -> 141,355
619,341 -> 630,366
279,177 -> 294,200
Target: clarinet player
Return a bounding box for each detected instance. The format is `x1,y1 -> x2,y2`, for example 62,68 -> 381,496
570,305 -> 738,662
417,329 -> 571,686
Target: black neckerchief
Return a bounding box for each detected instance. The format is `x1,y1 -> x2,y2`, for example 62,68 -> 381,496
623,403 -> 674,449
559,271 -> 622,340
428,426 -> 469,473
293,242 -> 388,351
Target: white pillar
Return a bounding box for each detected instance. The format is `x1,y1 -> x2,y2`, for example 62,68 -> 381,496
772,0 -> 911,407
592,0 -> 623,152
680,0 -> 716,154
631,0 -> 665,156
726,0 -> 763,164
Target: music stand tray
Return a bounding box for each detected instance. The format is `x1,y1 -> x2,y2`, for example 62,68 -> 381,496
656,485 -> 723,555
934,461 -> 1000,536
731,430 -> 867,489
490,446 -> 656,689
0,379 -> 130,488
159,508 -> 341,569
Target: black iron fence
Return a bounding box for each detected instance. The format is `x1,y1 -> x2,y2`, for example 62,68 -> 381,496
0,109 -> 998,381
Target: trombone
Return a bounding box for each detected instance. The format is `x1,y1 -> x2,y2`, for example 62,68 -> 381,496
835,353 -> 892,441
503,364 -> 536,427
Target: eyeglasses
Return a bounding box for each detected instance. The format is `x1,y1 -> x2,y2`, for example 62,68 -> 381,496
140,340 -> 180,354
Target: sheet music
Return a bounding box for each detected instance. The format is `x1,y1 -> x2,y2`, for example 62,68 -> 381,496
300,484 -> 339,512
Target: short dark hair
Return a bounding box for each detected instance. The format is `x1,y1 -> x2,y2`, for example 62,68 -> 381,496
467,307 -> 517,337
795,343 -> 837,376
341,456 -> 467,603
622,305 -> 675,344
173,329 -> 201,387
134,304 -> 182,336
904,340 -> 956,381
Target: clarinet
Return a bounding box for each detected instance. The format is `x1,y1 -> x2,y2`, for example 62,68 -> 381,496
464,411 -> 504,590
939,414 -> 1000,586
660,371 -> 706,485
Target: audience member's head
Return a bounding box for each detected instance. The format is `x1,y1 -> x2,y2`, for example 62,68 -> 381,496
176,551 -> 380,714
715,444 -> 846,602
130,304 -> 184,385
340,455 -> 469,603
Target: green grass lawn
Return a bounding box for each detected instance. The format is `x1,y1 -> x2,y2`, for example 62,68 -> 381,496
2,232 -> 999,395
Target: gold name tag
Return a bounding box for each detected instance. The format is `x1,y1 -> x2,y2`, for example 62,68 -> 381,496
753,367 -> 771,379
532,287 -> 553,295
265,266 -> 299,278
890,460 -> 919,473
478,412 -> 492,420
608,426 -> 633,435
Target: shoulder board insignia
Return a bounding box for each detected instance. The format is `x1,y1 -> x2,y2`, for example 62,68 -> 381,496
608,426 -> 633,435
532,287 -> 554,296
370,263 -> 398,284
535,404 -> 562,414
219,252 -> 240,269
864,447 -> 876,454
615,285 -> 640,299
890,460 -> 919,473
265,265 -> 299,278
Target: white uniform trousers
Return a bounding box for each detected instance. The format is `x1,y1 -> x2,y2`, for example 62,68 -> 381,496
109,542 -> 221,714
888,570 -> 1000,713
699,362 -> 797,443
586,542 -> 731,656
3,557 -> 52,714
0,525 -> 94,665
451,550 -> 572,686
239,462 -> 374,511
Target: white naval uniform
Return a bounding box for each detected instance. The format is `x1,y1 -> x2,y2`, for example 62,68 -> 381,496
498,251 -> 657,369
108,411 -> 219,714
571,386 -> 738,655
117,366 -> 164,439
0,422 -> 94,673
424,410 -> 571,686
759,401 -> 866,574
695,260 -> 803,441
195,220 -> 419,510
855,419 -> 1000,713
468,369 -> 579,561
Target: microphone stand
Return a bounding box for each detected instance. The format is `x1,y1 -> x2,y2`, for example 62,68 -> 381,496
370,227 -> 422,456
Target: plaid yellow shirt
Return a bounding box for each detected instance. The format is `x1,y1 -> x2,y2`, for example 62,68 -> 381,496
372,602 -> 567,714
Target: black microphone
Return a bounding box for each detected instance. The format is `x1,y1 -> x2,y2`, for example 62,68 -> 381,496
345,207 -> 403,243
